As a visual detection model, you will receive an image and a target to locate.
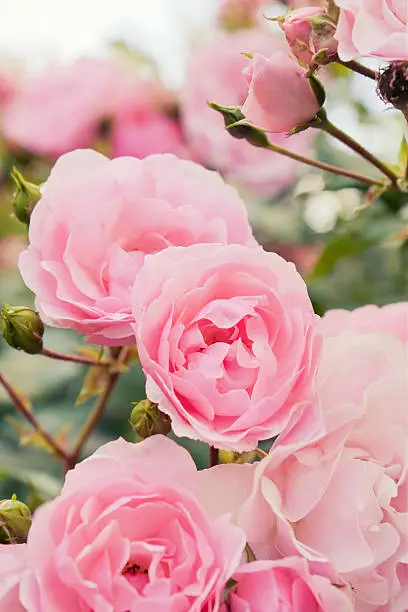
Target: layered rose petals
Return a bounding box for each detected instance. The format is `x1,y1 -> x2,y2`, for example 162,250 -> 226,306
9,437 -> 246,611
132,244 -> 321,450
19,149 -> 255,345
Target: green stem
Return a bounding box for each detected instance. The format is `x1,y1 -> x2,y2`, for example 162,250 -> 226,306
317,118 -> 398,185
264,140 -> 384,187
0,370 -> 69,462
333,56 -> 376,80
65,371 -> 119,471
64,347 -> 130,472
41,347 -> 109,367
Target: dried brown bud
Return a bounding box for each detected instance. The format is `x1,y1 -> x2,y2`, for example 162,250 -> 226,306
377,62 -> 408,118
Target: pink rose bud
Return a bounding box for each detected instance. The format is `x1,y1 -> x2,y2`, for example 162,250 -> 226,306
242,51 -> 321,133
281,7 -> 338,65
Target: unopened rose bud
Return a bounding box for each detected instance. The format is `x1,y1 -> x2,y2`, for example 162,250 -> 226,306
130,399 -> 172,439
208,102 -> 270,147
0,304 -> 44,354
281,7 -> 337,66
0,497 -> 32,544
377,62 -> 408,120
10,167 -> 41,225
241,52 -> 322,133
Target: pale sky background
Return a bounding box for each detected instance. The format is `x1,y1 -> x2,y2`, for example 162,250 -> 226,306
0,0 -> 219,84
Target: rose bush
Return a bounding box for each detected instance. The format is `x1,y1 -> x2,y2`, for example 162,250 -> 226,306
19,149 -> 255,345
181,29 -> 313,196
335,0 -> 408,62
2,436 -> 246,611
132,243 -> 321,450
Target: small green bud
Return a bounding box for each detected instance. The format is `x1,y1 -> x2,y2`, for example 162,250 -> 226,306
0,304 -> 44,354
0,497 -> 32,544
130,399 -> 172,439
208,102 -> 270,148
10,167 -> 41,225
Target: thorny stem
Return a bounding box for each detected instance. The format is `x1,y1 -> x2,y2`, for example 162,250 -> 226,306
0,370 -> 69,461
65,347 -> 128,472
318,117 -> 399,185
264,140 -> 385,187
41,347 -> 109,367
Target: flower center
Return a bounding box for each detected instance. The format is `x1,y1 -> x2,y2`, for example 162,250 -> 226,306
122,561 -> 148,576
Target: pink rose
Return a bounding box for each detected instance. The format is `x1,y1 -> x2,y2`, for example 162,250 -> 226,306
222,557 -> 353,612
1,57 -> 130,158
181,30 -> 314,197
281,7 -> 338,66
335,0 -> 408,62
234,331 -> 408,610
16,436 -> 245,611
320,302 -> 408,344
242,51 -> 321,133
111,81 -> 188,159
0,544 -> 27,611
19,149 -> 254,345
132,243 -> 321,450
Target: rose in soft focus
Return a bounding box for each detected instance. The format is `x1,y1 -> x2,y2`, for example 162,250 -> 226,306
222,558 -> 353,611
217,0 -> 265,29
0,544 -> 27,611
234,329 -> 408,610
281,7 -> 338,65
242,51 -> 321,133
320,302 -> 408,344
1,57 -> 132,158
132,243 -> 321,450
19,149 -> 254,346
335,0 -> 408,62
181,29 -> 314,197
111,80 -> 187,159
5,436 -> 245,611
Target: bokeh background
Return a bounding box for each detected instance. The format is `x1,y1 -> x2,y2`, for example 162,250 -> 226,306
0,0 -> 407,506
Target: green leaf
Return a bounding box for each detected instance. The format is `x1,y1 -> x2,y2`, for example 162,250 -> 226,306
398,136 -> 408,171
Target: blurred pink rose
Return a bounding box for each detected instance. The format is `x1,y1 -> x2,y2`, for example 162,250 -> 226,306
217,0 -> 265,29
111,80 -> 188,159
1,57 -> 130,158
0,544 -> 27,611
235,331 -> 408,611
320,302 -> 408,344
0,70 -> 17,108
281,7 -> 338,65
335,0 -> 408,62
242,51 -> 321,133
222,557 -> 353,611
132,243 -> 321,450
17,436 -> 245,611
181,30 -> 314,197
19,149 -> 254,345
